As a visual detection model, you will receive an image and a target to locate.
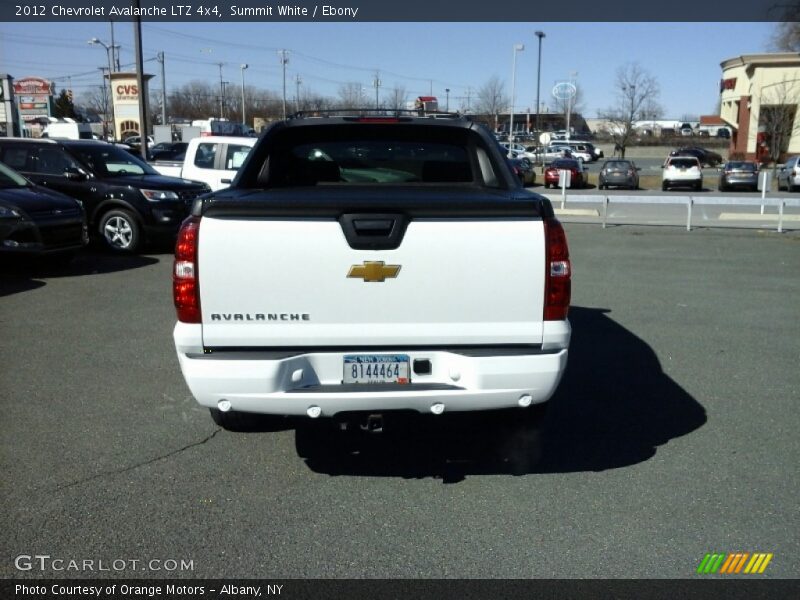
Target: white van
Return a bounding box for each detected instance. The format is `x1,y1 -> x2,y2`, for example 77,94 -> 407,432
42,120 -> 93,140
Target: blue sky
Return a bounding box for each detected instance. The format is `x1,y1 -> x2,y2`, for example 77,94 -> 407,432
1,21 -> 778,118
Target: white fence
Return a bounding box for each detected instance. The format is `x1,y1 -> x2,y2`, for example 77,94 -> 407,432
554,194 -> 800,233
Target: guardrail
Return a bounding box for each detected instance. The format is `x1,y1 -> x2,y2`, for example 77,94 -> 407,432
553,194 -> 800,233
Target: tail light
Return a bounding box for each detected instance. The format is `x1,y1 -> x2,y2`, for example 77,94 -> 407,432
173,216 -> 201,323
543,218 -> 571,321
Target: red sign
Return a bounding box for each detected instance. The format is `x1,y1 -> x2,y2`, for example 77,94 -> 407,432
13,76 -> 52,95
719,78 -> 737,93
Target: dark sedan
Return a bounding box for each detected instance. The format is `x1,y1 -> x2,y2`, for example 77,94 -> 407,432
0,161 -> 87,258
718,161 -> 759,192
669,146 -> 723,167
599,160 -> 640,190
508,157 -> 536,186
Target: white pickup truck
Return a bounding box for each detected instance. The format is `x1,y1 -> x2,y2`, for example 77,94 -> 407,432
153,136 -> 256,191
172,114 -> 571,464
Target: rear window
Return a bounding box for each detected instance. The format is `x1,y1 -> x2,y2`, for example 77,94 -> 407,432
604,161 -> 631,169
254,124 -> 490,187
551,159 -> 578,169
668,158 -> 699,169
727,162 -> 756,171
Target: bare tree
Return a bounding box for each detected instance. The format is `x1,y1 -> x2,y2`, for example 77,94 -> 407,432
386,85 -> 408,111
770,5 -> 800,52
167,81 -> 219,119
598,63 -> 662,158
337,82 -> 367,109
474,76 -> 508,131
77,87 -> 108,117
758,77 -> 800,170
301,91 -> 336,114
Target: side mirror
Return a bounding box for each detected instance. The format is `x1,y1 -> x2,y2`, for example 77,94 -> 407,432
63,167 -> 87,181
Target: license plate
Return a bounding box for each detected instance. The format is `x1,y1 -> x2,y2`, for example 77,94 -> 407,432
343,354 -> 410,384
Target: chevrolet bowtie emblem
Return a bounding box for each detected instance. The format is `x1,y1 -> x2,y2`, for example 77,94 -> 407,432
347,261 -> 401,282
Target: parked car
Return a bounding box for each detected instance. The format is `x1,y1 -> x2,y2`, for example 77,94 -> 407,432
777,156 -> 800,192
508,157 -> 536,186
0,138 -> 210,252
718,161 -> 759,192
679,123 -> 694,136
0,160 -> 87,259
599,160 -> 640,190
662,156 -> 703,191
549,141 -> 595,163
528,145 -> 572,162
150,142 -> 188,162
582,142 -> 603,161
544,158 -> 587,189
669,146 -> 723,167
121,135 -> 155,146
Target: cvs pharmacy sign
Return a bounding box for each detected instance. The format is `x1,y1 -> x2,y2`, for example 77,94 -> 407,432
115,81 -> 140,103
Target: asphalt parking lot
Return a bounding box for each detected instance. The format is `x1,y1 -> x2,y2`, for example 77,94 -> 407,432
1,223 -> 799,580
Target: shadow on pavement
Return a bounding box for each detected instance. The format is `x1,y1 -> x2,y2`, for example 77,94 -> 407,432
0,249 -> 159,297
289,306 -> 706,481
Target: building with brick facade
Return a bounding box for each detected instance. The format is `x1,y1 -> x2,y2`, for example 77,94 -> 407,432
719,53 -> 800,162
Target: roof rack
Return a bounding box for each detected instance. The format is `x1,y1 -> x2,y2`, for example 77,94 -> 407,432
288,108 -> 466,120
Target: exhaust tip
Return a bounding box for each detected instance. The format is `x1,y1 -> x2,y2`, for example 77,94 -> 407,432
430,403 -> 445,415
306,406 -> 322,418
217,399 -> 232,412
518,394 -> 533,408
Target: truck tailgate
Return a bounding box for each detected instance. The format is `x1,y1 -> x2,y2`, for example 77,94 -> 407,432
198,216 -> 546,348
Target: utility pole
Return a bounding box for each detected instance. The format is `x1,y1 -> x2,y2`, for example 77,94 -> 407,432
110,20 -> 117,71
217,62 -> 224,119
278,50 -> 289,119
157,51 -> 166,126
98,67 -> 109,138
294,73 -> 302,111
465,87 -> 471,113
373,71 -> 381,109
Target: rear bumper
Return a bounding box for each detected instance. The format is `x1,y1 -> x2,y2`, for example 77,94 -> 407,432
601,175 -> 635,186
174,322 -> 570,417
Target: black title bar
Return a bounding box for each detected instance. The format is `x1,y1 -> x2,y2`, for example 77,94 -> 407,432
1,0 -> 792,22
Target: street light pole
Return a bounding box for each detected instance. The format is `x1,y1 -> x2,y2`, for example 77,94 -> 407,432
534,31 -> 545,152
509,43 -> 524,156
89,38 -> 116,139
240,64 -> 248,127
445,88 -> 450,112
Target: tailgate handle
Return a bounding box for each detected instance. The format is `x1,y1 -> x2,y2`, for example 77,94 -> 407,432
339,213 -> 409,250
353,219 -> 394,236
